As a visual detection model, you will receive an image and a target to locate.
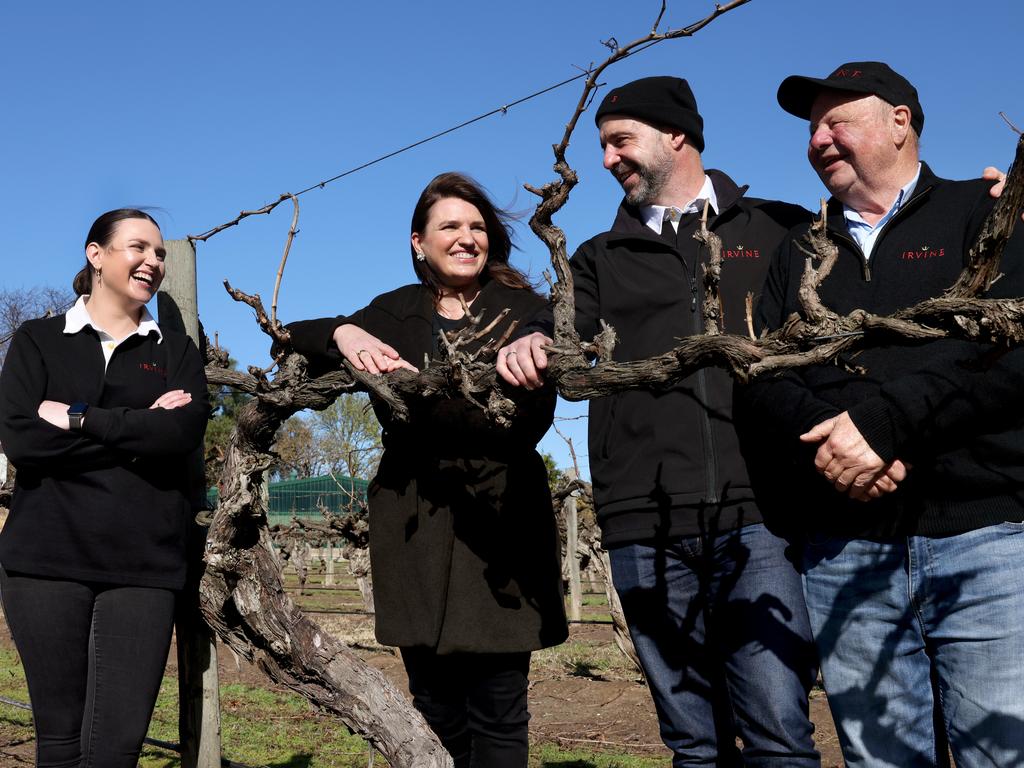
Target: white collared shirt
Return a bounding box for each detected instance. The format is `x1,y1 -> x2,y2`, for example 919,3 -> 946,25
64,295 -> 162,369
843,163 -> 921,261
640,174 -> 720,235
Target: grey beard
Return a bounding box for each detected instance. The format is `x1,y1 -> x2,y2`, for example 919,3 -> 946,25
625,177 -> 656,206
616,162 -> 670,207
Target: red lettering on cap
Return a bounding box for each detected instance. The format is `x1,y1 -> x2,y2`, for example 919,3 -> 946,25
832,69 -> 862,78
610,95 -> 618,103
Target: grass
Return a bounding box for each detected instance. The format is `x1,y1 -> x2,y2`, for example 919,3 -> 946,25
0,648 -> 382,767
0,648 -> 33,755
0,647 -> 657,768
533,640 -> 639,681
531,743 -> 667,767
141,678 -> 383,767
0,576 -> 655,767
291,589 -> 365,614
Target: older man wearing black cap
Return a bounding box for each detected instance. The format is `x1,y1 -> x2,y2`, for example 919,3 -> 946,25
741,61 -> 1024,767
498,76 -> 820,766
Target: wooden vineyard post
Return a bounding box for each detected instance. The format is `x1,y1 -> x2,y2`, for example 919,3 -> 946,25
325,542 -> 335,586
563,469 -> 582,622
158,239 -> 222,768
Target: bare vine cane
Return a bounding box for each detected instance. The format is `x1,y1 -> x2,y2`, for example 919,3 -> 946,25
695,198 -> 725,335
270,194 -> 300,328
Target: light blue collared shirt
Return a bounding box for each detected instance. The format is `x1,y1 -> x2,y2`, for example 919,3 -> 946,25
641,174 -> 720,234
64,295 -> 162,369
843,163 -> 921,261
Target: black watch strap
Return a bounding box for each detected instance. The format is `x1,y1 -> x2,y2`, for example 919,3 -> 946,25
68,401 -> 89,430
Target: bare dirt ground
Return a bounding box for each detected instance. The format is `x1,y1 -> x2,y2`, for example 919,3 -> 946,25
0,612 -> 843,767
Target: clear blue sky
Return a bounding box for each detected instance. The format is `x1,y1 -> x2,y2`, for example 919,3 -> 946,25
2,1 -> 1022,477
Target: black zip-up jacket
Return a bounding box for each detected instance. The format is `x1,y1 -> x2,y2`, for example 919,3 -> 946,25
534,170 -> 809,545
738,163 -> 1024,538
0,314 -> 209,588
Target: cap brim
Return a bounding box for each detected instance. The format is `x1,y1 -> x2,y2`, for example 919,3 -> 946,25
777,75 -> 874,120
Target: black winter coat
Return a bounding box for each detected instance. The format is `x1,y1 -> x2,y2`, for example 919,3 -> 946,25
287,280 -> 568,654
533,171 -> 809,545
738,163 -> 1024,538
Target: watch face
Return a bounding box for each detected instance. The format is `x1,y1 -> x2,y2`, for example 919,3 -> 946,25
68,402 -> 88,428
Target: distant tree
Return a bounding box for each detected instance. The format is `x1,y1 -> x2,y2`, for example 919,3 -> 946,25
204,350 -> 250,481
541,451 -> 567,491
272,415 -> 320,480
311,393 -> 382,481
0,286 -> 75,366
266,394 -> 382,483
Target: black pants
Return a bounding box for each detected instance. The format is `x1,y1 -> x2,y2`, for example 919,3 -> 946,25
400,648 -> 531,768
0,568 -> 176,768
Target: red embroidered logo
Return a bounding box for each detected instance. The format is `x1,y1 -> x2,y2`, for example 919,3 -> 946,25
901,246 -> 946,261
610,94 -> 618,103
140,362 -> 167,376
721,246 -> 761,259
831,68 -> 862,79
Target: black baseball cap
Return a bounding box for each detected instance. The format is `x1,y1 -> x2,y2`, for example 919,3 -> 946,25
777,61 -> 924,136
595,76 -> 705,153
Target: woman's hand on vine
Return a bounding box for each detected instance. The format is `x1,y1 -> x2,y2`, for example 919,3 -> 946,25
333,324 -> 418,374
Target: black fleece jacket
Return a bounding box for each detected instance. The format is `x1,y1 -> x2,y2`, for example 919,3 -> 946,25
738,163 -> 1024,537
0,314 -> 209,588
529,170 -> 809,545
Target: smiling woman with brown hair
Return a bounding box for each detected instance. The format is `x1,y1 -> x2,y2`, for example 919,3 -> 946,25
287,172 -> 567,768
0,208 -> 209,767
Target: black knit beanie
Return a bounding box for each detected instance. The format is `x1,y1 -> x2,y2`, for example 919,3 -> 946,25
595,76 -> 705,153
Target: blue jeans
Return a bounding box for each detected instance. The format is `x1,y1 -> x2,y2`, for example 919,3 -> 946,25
609,523 -> 820,767
802,522 -> 1024,768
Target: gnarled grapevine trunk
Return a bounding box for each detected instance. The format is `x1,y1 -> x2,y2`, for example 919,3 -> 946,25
198,391 -> 451,768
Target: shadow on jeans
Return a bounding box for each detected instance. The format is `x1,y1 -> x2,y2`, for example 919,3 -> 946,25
805,543 -> 1024,767
612,497 -> 818,765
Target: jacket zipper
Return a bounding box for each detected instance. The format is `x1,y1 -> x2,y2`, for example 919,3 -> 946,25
827,228 -> 871,281
695,365 -> 720,505
682,232 -> 719,504
827,183 -> 935,283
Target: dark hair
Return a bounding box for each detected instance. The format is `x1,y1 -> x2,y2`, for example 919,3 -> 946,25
73,208 -> 161,296
409,172 -> 535,303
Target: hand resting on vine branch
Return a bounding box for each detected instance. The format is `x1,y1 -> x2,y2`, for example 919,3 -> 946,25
332,323 -> 418,374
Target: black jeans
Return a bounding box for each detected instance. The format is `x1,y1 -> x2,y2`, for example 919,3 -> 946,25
400,647 -> 531,768
0,568 -> 176,768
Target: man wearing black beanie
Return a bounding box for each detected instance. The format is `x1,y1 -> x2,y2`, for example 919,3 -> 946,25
499,76 -> 820,766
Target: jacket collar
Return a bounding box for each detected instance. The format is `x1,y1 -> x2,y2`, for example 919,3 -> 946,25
64,295 -> 163,342
607,168 -> 750,241
823,161 -> 941,236
412,278 -> 510,321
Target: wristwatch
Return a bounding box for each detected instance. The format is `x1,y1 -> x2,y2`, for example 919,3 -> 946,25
67,401 -> 89,430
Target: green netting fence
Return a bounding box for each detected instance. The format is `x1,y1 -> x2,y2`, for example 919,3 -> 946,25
206,474 -> 368,527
